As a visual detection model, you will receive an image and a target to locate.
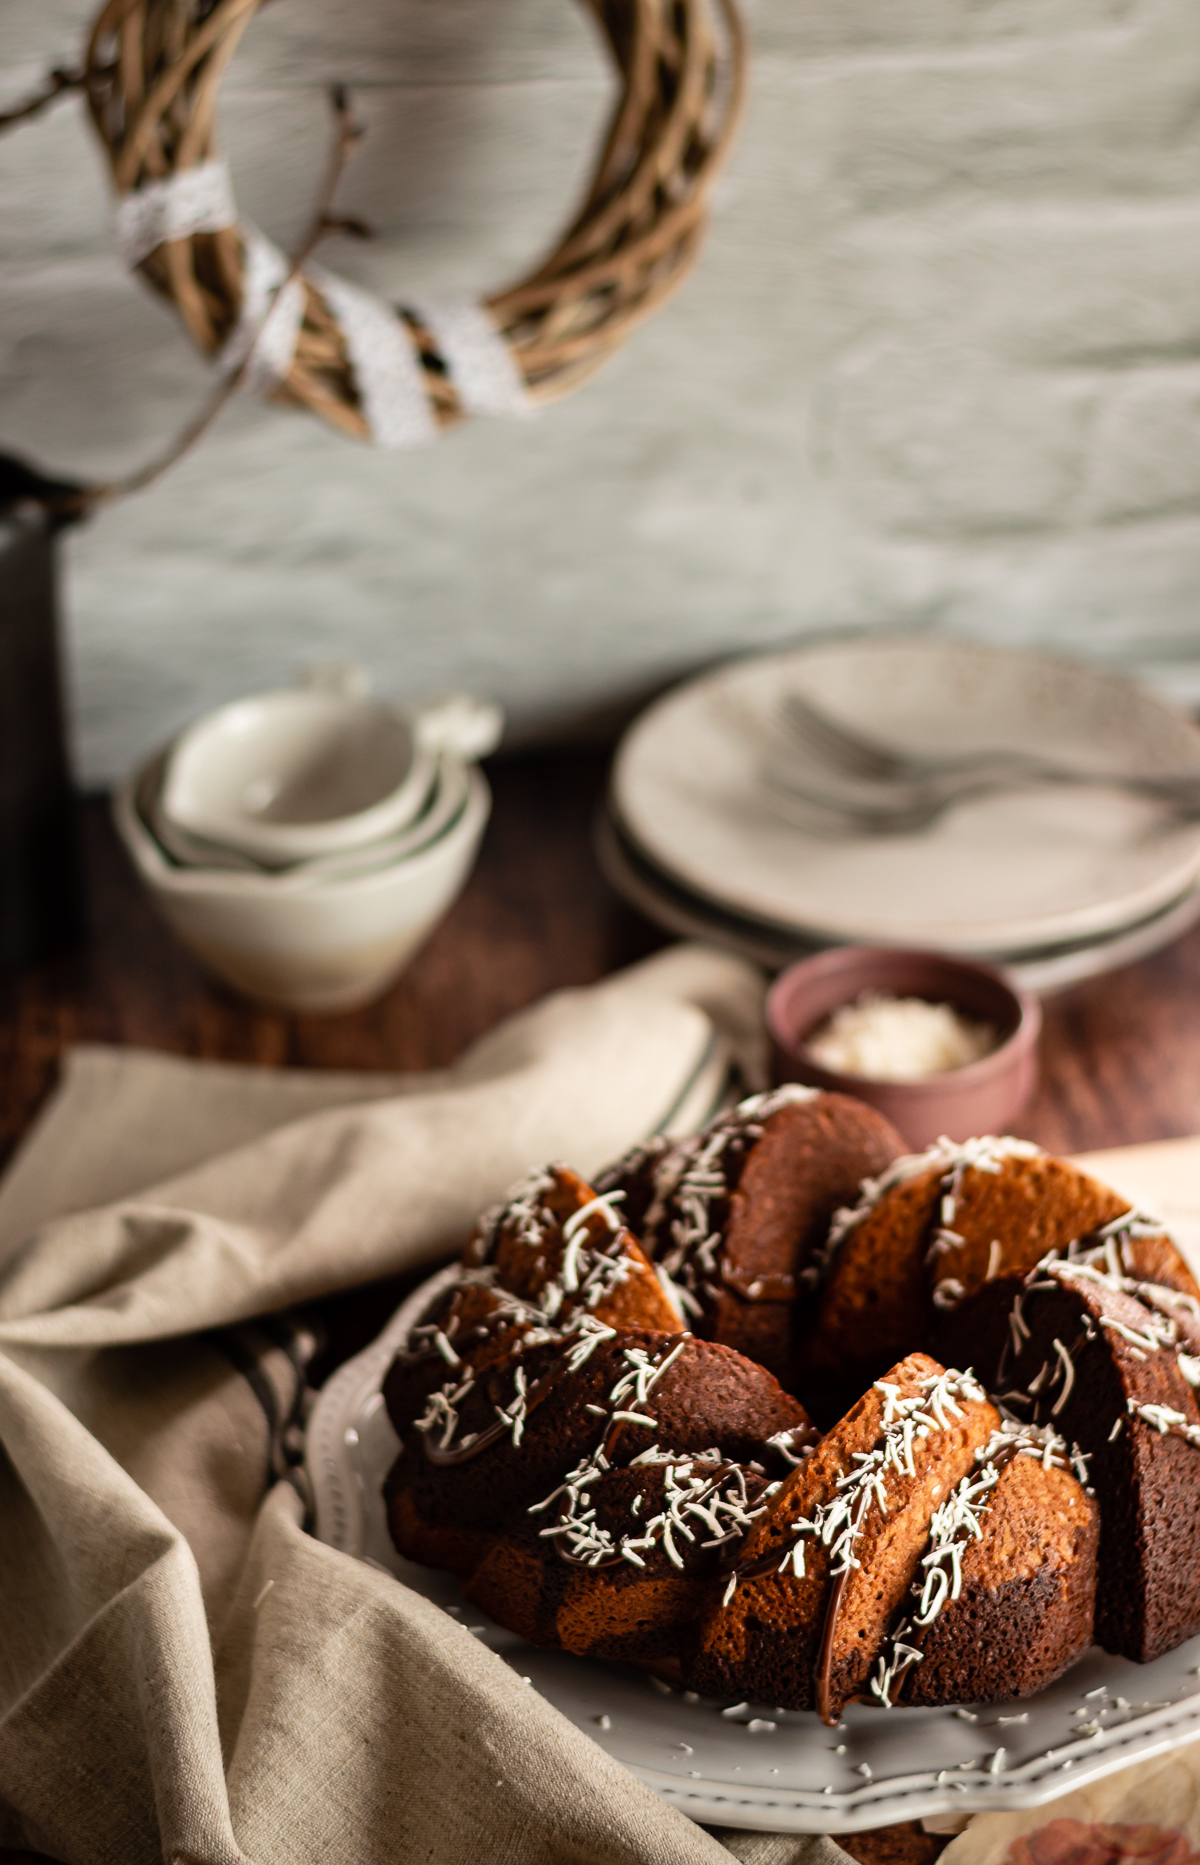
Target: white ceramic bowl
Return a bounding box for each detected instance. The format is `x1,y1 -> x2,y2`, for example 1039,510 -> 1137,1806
160,680 -> 502,868
115,762 -> 491,1013
142,749 -> 468,884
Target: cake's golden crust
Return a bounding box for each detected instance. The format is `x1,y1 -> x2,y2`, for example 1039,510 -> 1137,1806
928,1156 -> 1129,1307
810,1152 -> 1138,1400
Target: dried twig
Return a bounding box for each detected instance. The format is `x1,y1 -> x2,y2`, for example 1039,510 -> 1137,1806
74,86 -> 363,514
0,64 -> 86,135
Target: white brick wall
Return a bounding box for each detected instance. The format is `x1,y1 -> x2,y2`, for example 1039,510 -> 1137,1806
1,0 -> 1199,781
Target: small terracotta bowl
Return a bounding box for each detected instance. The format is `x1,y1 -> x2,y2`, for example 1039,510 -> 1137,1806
766,946 -> 1041,1152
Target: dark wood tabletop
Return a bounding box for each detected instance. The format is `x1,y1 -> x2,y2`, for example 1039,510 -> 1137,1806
3,745 -> 1200,1865
3,744 -> 1200,1169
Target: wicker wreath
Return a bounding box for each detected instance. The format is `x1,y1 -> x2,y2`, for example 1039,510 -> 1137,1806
80,0 -> 746,443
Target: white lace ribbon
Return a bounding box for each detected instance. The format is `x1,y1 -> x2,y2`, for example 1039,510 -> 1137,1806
218,226 -> 307,391
308,263 -> 437,449
115,167 -> 442,445
115,160 -> 237,267
410,299 -> 530,418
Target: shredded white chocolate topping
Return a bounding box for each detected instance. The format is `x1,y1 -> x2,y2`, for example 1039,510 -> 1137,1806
773,1370 -> 987,1587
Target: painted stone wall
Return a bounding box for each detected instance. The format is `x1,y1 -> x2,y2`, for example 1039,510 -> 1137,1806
2,0 -> 1200,783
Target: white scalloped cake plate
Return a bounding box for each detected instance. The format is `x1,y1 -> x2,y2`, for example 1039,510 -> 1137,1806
594,806 -> 1200,997
611,638 -> 1200,958
307,1270 -> 1200,1835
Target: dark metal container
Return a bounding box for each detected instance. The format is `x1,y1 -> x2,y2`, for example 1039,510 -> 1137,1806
0,499 -> 83,969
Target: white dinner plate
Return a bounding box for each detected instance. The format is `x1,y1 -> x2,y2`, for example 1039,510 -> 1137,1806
611,639 -> 1200,958
596,807 -> 1200,996
306,1270 -> 1200,1835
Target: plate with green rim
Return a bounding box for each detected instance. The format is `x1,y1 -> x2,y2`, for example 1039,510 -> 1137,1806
611,638 -> 1200,960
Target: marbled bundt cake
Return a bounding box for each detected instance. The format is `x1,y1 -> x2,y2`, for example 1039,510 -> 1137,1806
383,1160 -> 1098,1718
689,1355 -> 1096,1720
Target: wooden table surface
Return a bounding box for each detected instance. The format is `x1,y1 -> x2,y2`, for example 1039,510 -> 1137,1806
4,746 -> 1200,1865
3,745 -> 1200,1167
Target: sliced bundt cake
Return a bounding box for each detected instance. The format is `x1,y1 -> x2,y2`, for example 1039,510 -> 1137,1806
803,1137 -> 1197,1406
382,1165 -> 1098,1713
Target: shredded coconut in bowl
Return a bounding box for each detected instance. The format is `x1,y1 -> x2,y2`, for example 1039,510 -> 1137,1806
804,992 -> 996,1082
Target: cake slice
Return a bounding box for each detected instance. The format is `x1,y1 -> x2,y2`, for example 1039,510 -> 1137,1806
384,1162 -> 685,1440
595,1085 -> 904,1386
808,1140 -> 1136,1399
686,1353 -> 996,1720
462,1161 -> 685,1335
385,1322 -> 815,1658
939,1254 -> 1200,1661
875,1420 -> 1098,1708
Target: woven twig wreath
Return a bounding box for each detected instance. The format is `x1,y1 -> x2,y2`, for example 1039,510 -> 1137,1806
81,0 -> 746,443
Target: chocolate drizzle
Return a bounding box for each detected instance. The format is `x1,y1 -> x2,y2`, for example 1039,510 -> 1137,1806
421,1358 -> 569,1466
814,1567 -> 851,1725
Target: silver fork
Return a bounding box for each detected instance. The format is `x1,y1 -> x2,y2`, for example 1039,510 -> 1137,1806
779,691 -> 1065,785
774,690 -> 1200,820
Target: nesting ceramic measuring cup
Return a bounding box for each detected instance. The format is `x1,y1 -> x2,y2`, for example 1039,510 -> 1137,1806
160,668 -> 502,869
115,762 -> 491,1013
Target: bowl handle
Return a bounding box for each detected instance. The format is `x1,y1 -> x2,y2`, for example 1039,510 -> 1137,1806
413,694 -> 504,762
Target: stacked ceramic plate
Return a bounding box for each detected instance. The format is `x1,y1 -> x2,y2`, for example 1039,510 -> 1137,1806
114,670 -> 502,1013
600,637 -> 1200,992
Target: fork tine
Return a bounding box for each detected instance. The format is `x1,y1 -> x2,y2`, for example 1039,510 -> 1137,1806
779,692 -> 914,781
758,767 -> 943,837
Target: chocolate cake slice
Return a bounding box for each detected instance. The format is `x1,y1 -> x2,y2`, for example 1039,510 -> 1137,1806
876,1420 -> 1098,1708
808,1140 -> 1135,1398
386,1326 -> 814,1660
384,1162 -> 685,1442
462,1161 -> 685,1335
595,1085 -> 904,1386
939,1252 -> 1200,1662
686,1354 -> 996,1720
